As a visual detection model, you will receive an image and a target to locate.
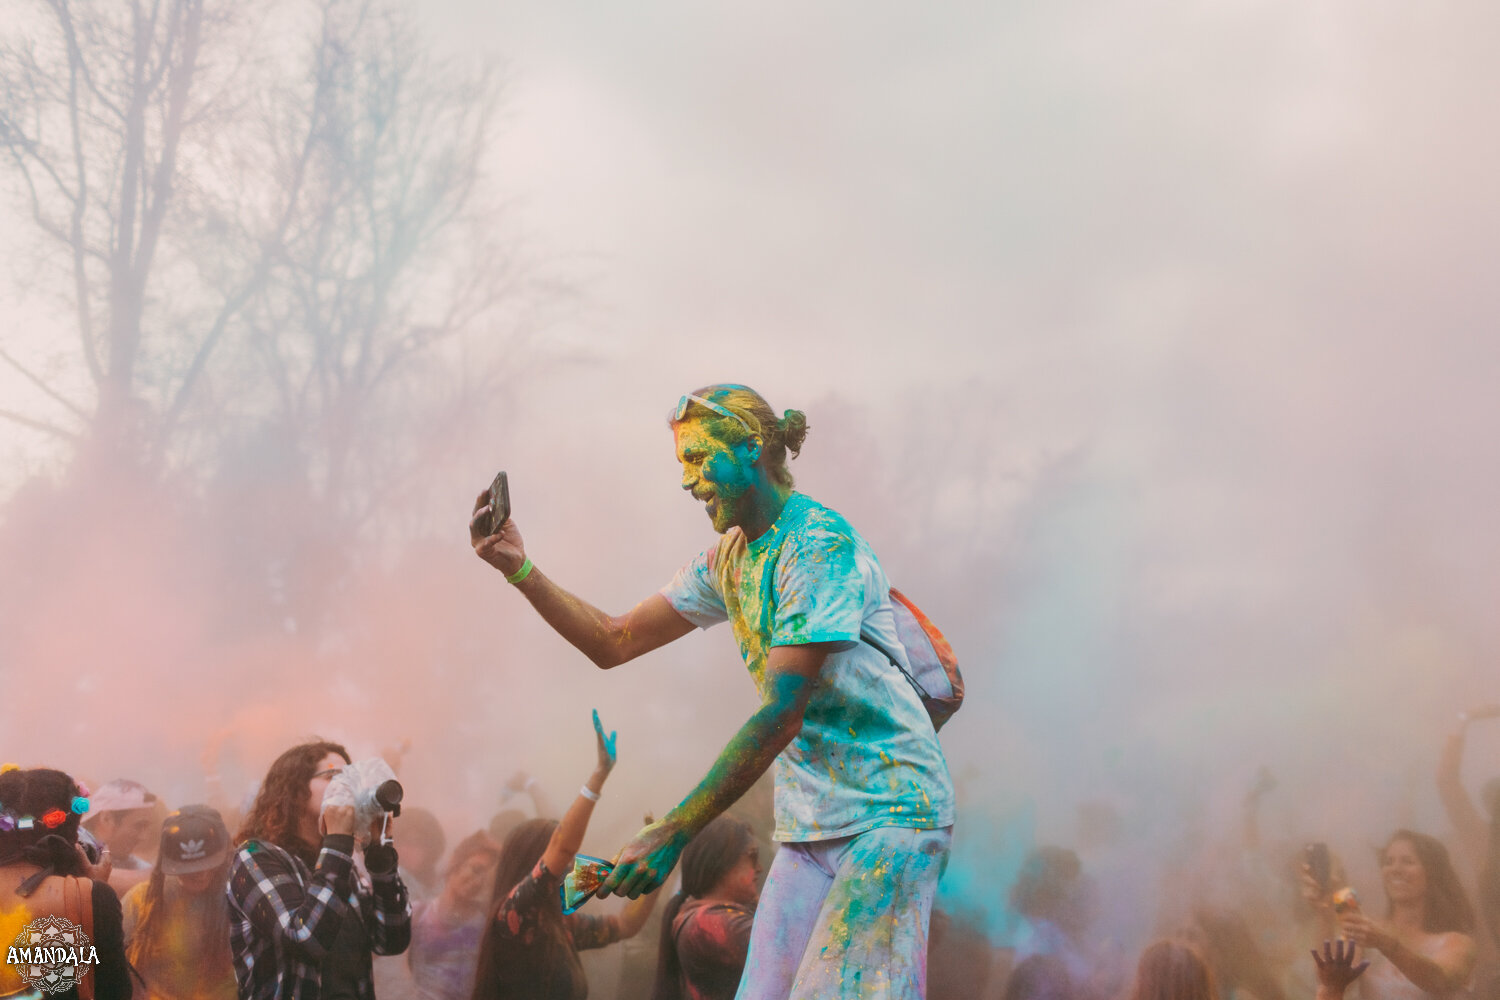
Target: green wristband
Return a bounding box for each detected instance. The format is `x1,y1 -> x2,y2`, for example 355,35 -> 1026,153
506,557 -> 534,585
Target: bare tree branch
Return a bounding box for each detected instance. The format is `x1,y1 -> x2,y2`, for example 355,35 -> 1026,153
0,407 -> 80,440
0,346 -> 89,420
44,0 -> 105,386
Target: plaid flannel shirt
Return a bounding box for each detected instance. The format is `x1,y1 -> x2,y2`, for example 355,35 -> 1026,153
227,834 -> 410,1000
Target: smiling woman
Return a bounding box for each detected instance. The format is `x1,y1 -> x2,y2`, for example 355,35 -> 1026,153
1305,831 -> 1477,1000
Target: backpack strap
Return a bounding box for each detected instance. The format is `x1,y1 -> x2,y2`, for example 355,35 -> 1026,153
61,876 -> 96,1000
859,632 -> 933,702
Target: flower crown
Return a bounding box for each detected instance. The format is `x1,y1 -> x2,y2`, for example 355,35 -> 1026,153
0,764 -> 90,833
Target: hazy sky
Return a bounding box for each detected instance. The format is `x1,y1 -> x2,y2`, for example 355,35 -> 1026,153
4,0 -> 1499,946
403,0 -> 1500,811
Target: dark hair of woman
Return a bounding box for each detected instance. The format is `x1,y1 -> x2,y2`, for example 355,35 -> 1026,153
1,767 -> 141,1000
235,741 -> 349,868
0,768 -> 88,877
1128,939 -> 1220,1000
651,814 -> 754,1000
1382,829 -> 1476,934
488,818 -> 559,911
471,817 -> 563,999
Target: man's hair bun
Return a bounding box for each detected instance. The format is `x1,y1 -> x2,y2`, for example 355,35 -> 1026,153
780,410 -> 809,457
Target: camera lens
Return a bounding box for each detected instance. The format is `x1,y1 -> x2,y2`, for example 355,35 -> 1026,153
364,841 -> 399,875
375,779 -> 403,815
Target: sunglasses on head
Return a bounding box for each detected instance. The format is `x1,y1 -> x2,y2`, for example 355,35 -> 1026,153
671,394 -> 754,437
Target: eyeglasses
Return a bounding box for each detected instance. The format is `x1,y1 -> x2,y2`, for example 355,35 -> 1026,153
671,394 -> 754,437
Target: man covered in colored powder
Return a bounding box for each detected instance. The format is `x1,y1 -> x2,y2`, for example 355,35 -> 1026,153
471,384 -> 954,999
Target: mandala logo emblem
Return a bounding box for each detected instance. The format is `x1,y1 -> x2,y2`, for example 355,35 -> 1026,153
6,915 -> 100,995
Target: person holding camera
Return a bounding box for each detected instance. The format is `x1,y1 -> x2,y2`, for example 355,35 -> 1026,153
471,385 -> 954,1000
227,741 -> 411,1000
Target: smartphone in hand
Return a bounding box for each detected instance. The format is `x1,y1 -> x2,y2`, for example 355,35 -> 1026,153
1305,842 -> 1331,893
488,471 -> 510,536
559,855 -> 614,915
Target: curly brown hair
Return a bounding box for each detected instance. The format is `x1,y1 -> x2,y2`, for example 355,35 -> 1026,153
236,741 -> 349,867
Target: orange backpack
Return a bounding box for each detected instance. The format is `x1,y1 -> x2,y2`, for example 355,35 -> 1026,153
0,871 -> 96,1000
862,588 -> 964,731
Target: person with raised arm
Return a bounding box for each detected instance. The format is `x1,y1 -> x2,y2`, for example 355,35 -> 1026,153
1437,704 -> 1500,875
472,384 -> 954,999
1301,831 -> 1476,1000
470,711 -> 659,999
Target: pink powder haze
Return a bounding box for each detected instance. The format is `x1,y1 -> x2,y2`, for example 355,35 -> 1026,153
1,0 -> 1498,969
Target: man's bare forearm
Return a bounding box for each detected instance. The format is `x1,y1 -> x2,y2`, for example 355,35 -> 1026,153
665,673 -> 808,835
513,565 -> 626,668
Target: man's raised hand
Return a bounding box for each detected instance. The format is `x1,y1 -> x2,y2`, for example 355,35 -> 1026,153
470,488 -> 527,576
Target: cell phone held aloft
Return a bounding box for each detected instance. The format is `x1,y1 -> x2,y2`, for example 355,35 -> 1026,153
559,855 -> 614,915
1305,842 -> 1331,892
488,471 -> 510,536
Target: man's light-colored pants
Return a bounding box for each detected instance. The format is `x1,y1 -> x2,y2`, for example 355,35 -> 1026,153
736,825 -> 953,1000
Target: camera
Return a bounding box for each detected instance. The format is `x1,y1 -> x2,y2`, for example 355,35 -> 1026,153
77,826 -> 103,865
321,757 -> 403,850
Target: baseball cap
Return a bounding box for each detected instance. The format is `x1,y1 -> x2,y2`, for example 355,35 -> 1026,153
158,805 -> 230,875
89,779 -> 158,814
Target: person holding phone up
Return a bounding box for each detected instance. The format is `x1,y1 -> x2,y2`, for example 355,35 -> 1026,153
1301,831 -> 1476,1000
471,385 -> 954,1000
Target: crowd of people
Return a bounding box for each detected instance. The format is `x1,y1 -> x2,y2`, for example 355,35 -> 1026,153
1,385 -> 1497,1000
0,708 -> 772,1000
0,706 -> 1495,1000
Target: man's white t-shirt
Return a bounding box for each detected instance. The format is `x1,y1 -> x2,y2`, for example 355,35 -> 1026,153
661,492 -> 955,842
